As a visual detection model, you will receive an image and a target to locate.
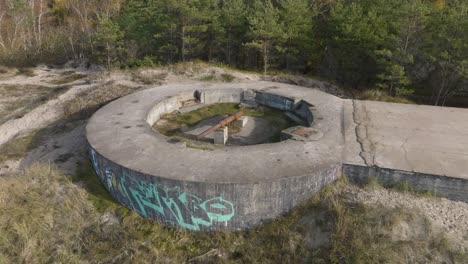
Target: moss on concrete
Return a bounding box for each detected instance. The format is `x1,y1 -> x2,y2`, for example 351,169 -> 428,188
156,103 -> 294,142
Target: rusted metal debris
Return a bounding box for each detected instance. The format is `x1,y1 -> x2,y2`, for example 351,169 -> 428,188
291,127 -> 318,138
196,111 -> 244,140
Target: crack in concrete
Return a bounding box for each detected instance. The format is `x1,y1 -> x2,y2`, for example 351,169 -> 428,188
351,100 -> 375,166
400,134 -> 415,172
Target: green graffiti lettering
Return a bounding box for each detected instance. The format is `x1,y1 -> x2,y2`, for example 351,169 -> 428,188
91,161 -> 235,230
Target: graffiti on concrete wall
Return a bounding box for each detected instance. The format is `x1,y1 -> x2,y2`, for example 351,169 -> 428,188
90,149 -> 235,231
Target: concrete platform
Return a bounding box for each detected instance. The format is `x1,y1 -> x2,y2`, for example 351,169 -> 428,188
342,100 -> 468,201
87,82 -> 343,231
86,81 -> 468,231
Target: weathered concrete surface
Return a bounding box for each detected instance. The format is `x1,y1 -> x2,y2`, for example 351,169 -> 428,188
87,82 -> 344,231
343,100 -> 468,179
86,82 -> 468,231
88,82 -> 341,184
342,164 -> 468,202
183,115 -> 276,145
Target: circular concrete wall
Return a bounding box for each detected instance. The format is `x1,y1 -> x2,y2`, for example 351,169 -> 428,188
86,82 -> 345,231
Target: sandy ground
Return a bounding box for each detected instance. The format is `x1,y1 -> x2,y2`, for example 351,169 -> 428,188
0,66 -> 93,146
0,63 -> 466,254
342,184 -> 468,252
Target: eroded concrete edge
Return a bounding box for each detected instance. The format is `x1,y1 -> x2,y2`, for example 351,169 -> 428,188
342,164 -> 468,203
343,100 -> 468,203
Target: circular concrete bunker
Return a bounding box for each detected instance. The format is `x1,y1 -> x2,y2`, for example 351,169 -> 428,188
86,82 -> 344,231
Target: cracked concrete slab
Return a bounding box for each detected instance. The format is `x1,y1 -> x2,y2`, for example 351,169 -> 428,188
344,100 -> 468,179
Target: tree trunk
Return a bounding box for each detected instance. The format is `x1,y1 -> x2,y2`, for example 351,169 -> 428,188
106,42 -> 111,68
227,28 -> 232,65
37,0 -> 44,47
434,77 -> 446,106
12,17 -> 26,50
69,36 -> 77,60
181,25 -> 186,62
263,43 -> 268,75
0,13 -> 6,51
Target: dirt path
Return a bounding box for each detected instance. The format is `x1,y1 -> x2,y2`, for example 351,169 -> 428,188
0,66 -> 93,146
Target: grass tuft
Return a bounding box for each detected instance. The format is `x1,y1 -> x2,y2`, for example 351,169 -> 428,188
198,73 -> 236,82
17,67 -> 36,77
365,175 -> 382,189
0,84 -> 71,125
221,73 -> 235,82
357,89 -> 414,104
384,181 -> 437,197
48,73 -> 86,85
63,82 -> 143,121
131,70 -> 168,85
0,129 -> 47,163
0,65 -> 9,74
73,160 -> 121,212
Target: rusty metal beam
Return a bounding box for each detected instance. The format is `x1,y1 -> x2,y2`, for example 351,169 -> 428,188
196,111 -> 243,140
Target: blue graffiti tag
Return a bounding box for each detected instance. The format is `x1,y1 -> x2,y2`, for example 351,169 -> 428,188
90,149 -> 100,175
89,152 -> 235,230
118,171 -> 235,231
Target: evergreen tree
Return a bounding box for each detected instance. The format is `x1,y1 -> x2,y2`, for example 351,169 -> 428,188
376,49 -> 412,96
92,15 -> 125,68
279,0 -> 315,71
221,0 -> 248,65
425,2 -> 468,105
168,0 -> 208,62
325,0 -> 390,87
245,0 -> 285,74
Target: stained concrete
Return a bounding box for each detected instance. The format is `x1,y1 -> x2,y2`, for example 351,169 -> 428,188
343,100 -> 468,179
183,115 -> 276,145
88,82 -> 339,184
87,82 -> 342,231
86,81 -> 468,231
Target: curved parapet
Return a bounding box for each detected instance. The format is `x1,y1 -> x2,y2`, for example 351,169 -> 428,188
86,82 -> 345,231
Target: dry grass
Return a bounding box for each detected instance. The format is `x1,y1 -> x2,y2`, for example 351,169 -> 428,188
168,61 -> 246,80
0,162 -> 308,263
0,84 -> 70,125
0,129 -> 46,163
63,81 -> 144,121
47,73 -> 87,85
0,163 -> 97,263
131,70 -> 168,85
356,89 -> 414,104
169,61 -> 221,76
0,65 -> 9,74
17,67 -> 36,77
0,163 -> 465,263
198,73 -> 236,82
307,178 -> 467,263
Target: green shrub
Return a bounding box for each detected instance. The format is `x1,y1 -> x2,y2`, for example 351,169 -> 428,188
126,56 -> 157,68
17,67 -> 36,77
0,65 -> 9,74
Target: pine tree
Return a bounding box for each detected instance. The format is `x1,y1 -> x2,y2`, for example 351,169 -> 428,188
425,2 -> 468,105
245,0 -> 285,74
221,0 -> 248,65
92,15 -> 125,68
325,1 -> 388,86
279,0 -> 315,71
